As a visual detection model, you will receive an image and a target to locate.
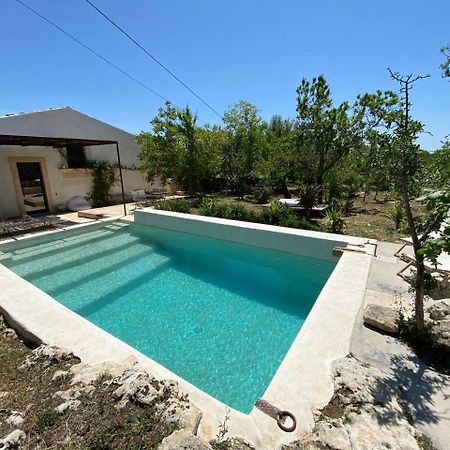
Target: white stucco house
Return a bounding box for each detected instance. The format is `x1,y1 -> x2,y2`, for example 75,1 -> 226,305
0,107 -> 159,218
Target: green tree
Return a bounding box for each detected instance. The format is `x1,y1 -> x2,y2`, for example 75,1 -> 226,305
441,44 -> 450,78
137,102 -> 221,196
222,101 -> 268,198
295,75 -> 360,201
360,71 -> 432,335
426,140 -> 450,188
263,115 -> 297,198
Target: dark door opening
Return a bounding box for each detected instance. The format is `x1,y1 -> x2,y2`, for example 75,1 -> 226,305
16,162 -> 49,214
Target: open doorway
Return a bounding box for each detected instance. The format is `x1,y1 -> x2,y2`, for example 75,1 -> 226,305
16,162 -> 49,214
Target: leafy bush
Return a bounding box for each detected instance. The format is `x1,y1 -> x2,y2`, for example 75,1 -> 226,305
324,208 -> 346,233
338,198 -> 356,216
198,198 -> 319,230
253,187 -> 271,204
259,202 -> 320,231
386,203 -> 405,229
259,202 -> 288,225
398,314 -> 450,374
36,410 -> 61,434
154,198 -> 191,213
383,189 -> 400,202
87,161 -> 117,207
408,271 -> 444,295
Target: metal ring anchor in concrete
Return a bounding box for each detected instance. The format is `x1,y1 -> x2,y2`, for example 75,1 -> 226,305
255,399 -> 297,432
277,410 -> 297,432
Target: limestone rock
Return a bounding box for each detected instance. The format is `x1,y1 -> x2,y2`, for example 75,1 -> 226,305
161,398 -> 202,435
55,385 -> 95,402
19,344 -> 77,369
52,370 -> 69,381
0,429 -> 26,449
0,409 -> 24,427
55,399 -> 81,414
158,429 -> 212,450
434,318 -> 450,347
428,298 -> 450,321
112,370 -> 160,407
287,357 -> 421,450
363,304 -> 399,334
68,356 -> 139,386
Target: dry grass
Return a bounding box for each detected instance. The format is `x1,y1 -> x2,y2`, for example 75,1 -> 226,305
0,317 -> 178,449
341,194 -> 425,243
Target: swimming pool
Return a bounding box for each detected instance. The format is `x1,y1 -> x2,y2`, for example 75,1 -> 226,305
0,220 -> 337,413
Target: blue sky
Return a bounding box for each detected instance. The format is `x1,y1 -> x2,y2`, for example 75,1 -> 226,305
1,0 -> 449,150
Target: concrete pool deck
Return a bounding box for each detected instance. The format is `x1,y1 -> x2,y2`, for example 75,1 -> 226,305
0,211 -> 375,448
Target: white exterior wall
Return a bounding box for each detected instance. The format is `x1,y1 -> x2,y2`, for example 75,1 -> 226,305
0,107 -> 141,167
0,107 -> 159,218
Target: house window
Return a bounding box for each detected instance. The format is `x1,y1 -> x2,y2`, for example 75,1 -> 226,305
66,145 -> 87,168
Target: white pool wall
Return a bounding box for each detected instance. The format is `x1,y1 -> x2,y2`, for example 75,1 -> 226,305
134,209 -> 366,262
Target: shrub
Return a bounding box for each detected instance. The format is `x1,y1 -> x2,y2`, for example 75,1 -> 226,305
338,198 -> 356,216
383,189 -> 400,202
386,203 -> 405,230
278,214 -> 320,231
154,198 -> 191,213
87,161 -> 117,207
259,202 -> 288,225
408,271 -> 444,295
199,199 -> 257,222
324,208 -> 346,233
398,314 -> 450,374
35,410 -> 61,434
253,187 -> 271,204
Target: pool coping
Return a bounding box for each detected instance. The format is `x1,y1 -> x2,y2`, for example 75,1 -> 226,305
0,213 -> 374,449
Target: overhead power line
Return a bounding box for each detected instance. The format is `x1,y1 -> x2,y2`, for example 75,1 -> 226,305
14,0 -> 183,108
82,0 -> 223,120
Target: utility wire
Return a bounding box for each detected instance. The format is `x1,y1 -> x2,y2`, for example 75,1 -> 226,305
14,0 -> 183,109
82,0 -> 223,120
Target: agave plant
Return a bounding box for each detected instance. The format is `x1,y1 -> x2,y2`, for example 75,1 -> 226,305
386,203 -> 405,230
264,202 -> 288,225
324,208 -> 346,234
298,184 -> 321,219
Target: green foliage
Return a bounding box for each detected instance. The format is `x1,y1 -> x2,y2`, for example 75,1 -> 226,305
260,202 -> 289,225
416,188 -> 450,265
199,199 -> 257,222
386,203 -> 406,229
198,198 -> 319,231
408,272 -> 444,295
425,140 -> 450,188
253,186 -> 271,204
88,161 -> 116,207
324,208 -> 346,233
441,44 -> 450,79
36,410 -> 61,434
338,198 -> 356,216
222,101 -> 268,198
153,198 -> 191,214
137,102 -> 223,195
298,183 -> 320,218
383,189 -> 400,202
295,75 -> 361,195
398,314 -> 450,374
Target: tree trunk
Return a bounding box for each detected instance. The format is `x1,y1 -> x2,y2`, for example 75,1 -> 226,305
401,182 -> 424,335
414,253 -> 425,335
282,174 -> 291,199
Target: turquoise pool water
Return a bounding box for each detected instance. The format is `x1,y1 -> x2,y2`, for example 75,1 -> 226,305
1,221 -> 336,413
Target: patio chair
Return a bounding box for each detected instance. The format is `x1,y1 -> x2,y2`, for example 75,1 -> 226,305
130,190 -> 149,209
395,237 -> 450,282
